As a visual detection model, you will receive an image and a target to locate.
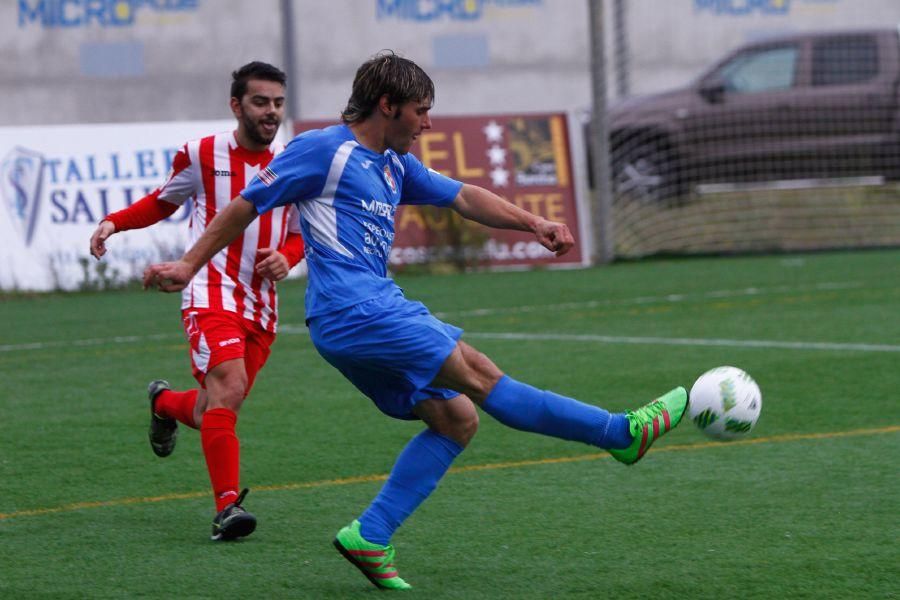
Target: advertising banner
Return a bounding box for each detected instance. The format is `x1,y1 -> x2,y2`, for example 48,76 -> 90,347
0,120 -> 238,291
0,114 -> 585,291
294,112 -> 589,271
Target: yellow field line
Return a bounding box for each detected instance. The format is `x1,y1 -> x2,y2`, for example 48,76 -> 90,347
2,425 -> 897,521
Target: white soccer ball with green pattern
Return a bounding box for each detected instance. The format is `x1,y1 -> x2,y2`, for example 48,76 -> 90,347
688,366 -> 761,440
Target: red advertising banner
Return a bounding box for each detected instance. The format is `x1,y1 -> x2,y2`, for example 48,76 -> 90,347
293,113 -> 586,270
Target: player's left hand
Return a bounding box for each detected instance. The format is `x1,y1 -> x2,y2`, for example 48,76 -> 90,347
255,247 -> 290,281
143,260 -> 193,292
535,219 -> 575,256
89,220 -> 116,259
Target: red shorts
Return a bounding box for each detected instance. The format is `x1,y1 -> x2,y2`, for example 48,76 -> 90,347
181,308 -> 276,392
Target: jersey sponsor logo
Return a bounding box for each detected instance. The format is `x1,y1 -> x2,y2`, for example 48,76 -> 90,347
361,160 -> 372,170
210,169 -> 236,177
382,165 -> 397,194
361,198 -> 396,221
257,167 -> 278,186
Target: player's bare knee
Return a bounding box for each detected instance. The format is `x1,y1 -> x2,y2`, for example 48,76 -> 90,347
455,407 -> 479,446
224,377 -> 249,411
207,372 -> 248,412
438,404 -> 478,447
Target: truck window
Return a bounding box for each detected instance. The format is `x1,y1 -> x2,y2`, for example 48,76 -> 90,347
812,35 -> 879,86
717,46 -> 798,94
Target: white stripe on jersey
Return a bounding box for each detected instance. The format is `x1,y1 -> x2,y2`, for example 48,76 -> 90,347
211,132 -> 237,313
185,140 -> 209,310
236,158 -> 260,318
298,140 -> 357,258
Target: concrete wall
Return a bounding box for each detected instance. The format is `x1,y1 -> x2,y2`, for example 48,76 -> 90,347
2,0 -> 283,126
3,0 -> 900,127
291,0 -> 592,120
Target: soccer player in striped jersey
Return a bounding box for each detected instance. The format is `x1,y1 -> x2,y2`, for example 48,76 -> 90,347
90,62 -> 304,541
144,52 -> 687,587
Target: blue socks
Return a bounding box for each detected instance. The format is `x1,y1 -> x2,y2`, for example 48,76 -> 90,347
482,375 -> 632,449
357,376 -> 630,545
359,429 -> 463,545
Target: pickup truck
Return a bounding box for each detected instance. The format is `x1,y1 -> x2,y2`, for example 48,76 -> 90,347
606,28 -> 900,201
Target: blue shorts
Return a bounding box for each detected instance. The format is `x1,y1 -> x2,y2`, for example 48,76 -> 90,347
308,291 -> 462,420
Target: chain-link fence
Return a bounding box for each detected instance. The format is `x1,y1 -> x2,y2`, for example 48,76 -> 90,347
594,0 -> 900,258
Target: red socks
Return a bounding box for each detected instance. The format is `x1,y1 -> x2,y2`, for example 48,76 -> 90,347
155,392 -> 241,513
201,407 -> 240,512
154,389 -> 199,429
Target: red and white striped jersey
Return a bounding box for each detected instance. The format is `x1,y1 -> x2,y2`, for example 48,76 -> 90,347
155,131 -> 300,332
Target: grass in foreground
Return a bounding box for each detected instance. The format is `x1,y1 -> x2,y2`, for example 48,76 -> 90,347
1,250 -> 898,598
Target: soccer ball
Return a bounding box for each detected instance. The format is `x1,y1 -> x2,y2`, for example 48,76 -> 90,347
688,366 -> 762,440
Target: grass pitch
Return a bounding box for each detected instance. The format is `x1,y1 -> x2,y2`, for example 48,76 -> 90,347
2,250 -> 898,598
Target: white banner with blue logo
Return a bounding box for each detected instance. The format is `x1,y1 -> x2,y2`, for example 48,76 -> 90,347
0,120 -> 243,291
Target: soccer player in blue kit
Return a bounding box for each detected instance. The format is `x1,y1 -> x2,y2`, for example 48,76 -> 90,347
145,51 -> 688,590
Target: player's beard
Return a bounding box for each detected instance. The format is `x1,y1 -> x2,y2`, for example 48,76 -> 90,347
243,114 -> 280,147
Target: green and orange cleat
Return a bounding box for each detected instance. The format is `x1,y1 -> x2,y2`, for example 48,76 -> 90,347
607,386 -> 688,465
333,520 -> 412,590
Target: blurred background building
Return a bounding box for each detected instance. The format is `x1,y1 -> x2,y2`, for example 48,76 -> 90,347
6,0 -> 900,124
2,0 -> 900,290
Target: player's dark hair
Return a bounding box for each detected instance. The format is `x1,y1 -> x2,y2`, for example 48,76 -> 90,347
231,61 -> 286,100
341,51 -> 434,124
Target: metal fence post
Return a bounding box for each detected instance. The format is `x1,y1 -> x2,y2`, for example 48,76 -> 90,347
588,0 -> 615,264
280,0 -> 300,121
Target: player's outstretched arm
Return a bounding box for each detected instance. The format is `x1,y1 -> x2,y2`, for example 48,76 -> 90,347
89,195 -> 180,259
143,195 -> 259,292
450,183 -> 574,256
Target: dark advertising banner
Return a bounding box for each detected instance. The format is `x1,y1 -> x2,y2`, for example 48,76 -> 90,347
293,113 -> 587,270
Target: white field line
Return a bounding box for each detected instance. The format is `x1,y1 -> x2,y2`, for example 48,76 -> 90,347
0,333 -> 178,353
463,332 -> 900,353
4,326 -> 897,355
432,281 -> 863,319
4,281 -> 893,354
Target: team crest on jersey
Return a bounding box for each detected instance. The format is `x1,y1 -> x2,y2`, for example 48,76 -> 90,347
382,165 -> 397,194
257,166 -> 278,186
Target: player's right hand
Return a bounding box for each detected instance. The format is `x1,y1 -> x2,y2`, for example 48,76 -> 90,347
89,220 -> 116,259
143,260 -> 193,292
535,219 -> 575,256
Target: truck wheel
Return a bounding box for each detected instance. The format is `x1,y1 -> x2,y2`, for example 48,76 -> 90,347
612,141 -> 677,204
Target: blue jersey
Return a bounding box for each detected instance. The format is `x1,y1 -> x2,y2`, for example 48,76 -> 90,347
242,124 -> 463,318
